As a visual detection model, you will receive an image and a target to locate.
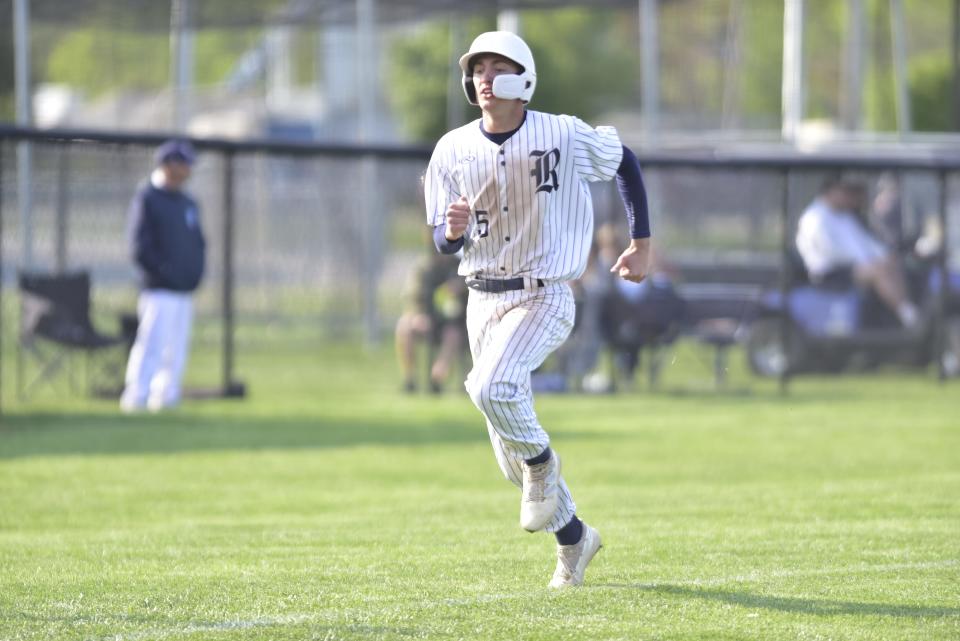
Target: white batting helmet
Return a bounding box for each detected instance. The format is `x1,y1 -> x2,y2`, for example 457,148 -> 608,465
459,31 -> 537,105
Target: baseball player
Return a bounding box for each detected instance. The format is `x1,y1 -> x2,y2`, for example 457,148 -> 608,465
424,31 -> 651,588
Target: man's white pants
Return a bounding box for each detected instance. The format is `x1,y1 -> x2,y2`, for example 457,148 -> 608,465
121,289 -> 193,410
464,281 -> 577,533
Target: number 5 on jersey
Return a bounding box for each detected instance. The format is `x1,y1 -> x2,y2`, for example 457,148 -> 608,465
474,209 -> 490,239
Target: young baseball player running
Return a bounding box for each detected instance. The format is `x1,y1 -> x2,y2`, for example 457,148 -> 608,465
424,31 -> 651,588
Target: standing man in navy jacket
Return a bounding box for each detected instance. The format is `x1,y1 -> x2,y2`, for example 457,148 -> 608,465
121,140 -> 206,412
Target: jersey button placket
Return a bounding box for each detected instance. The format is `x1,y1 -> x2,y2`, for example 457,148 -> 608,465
498,146 -> 510,254
497,147 -> 509,207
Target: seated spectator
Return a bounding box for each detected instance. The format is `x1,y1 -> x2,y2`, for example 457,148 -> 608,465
796,176 -> 920,328
599,266 -> 685,384
592,223 -> 685,385
395,251 -> 467,393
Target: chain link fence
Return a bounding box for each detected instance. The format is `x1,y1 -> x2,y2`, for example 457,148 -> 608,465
2,127 -> 959,409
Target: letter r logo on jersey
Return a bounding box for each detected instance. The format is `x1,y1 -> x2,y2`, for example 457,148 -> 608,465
530,148 -> 561,194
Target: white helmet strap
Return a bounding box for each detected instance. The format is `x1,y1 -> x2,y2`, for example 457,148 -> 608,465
491,75 -> 529,101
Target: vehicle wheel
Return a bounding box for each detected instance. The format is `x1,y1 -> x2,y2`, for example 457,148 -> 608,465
941,317 -> 960,378
745,318 -> 805,378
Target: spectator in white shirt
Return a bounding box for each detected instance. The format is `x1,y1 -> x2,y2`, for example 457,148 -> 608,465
796,177 -> 919,328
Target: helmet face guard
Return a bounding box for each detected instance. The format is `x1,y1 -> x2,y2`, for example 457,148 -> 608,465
459,31 -> 537,105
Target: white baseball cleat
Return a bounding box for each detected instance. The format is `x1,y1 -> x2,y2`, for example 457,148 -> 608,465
520,452 -> 561,532
548,523 -> 602,589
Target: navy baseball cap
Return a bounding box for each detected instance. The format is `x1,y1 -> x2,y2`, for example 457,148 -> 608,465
154,139 -> 196,166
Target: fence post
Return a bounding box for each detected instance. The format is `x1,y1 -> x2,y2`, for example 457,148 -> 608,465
361,155 -> 380,346
221,149 -> 237,395
0,141 -> 4,417
55,147 -> 70,273
937,169 -> 950,382
779,167 -> 792,395
954,0 -> 960,131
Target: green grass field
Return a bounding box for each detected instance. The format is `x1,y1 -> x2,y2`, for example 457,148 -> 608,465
1,339 -> 958,641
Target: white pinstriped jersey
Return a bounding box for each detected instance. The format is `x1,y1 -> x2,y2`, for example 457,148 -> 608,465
425,110 -> 623,282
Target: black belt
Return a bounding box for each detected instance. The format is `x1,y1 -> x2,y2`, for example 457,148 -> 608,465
465,277 -> 544,293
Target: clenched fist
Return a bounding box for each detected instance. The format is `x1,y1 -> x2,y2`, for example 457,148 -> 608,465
445,196 -> 472,241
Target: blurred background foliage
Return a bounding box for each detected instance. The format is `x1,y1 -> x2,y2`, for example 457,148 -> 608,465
0,0 -> 955,137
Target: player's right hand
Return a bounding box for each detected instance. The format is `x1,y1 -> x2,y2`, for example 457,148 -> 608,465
445,196 -> 472,241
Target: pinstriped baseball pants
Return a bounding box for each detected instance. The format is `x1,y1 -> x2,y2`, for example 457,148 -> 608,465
464,281 -> 577,533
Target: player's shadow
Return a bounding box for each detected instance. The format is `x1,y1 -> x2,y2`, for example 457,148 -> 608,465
0,411 -> 474,459
0,409 -> 604,459
603,583 -> 960,619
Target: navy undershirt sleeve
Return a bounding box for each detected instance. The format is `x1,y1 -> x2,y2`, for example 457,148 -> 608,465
433,224 -> 464,255
616,145 -> 651,239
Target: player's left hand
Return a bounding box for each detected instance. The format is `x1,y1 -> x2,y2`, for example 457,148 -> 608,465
610,238 -> 651,283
